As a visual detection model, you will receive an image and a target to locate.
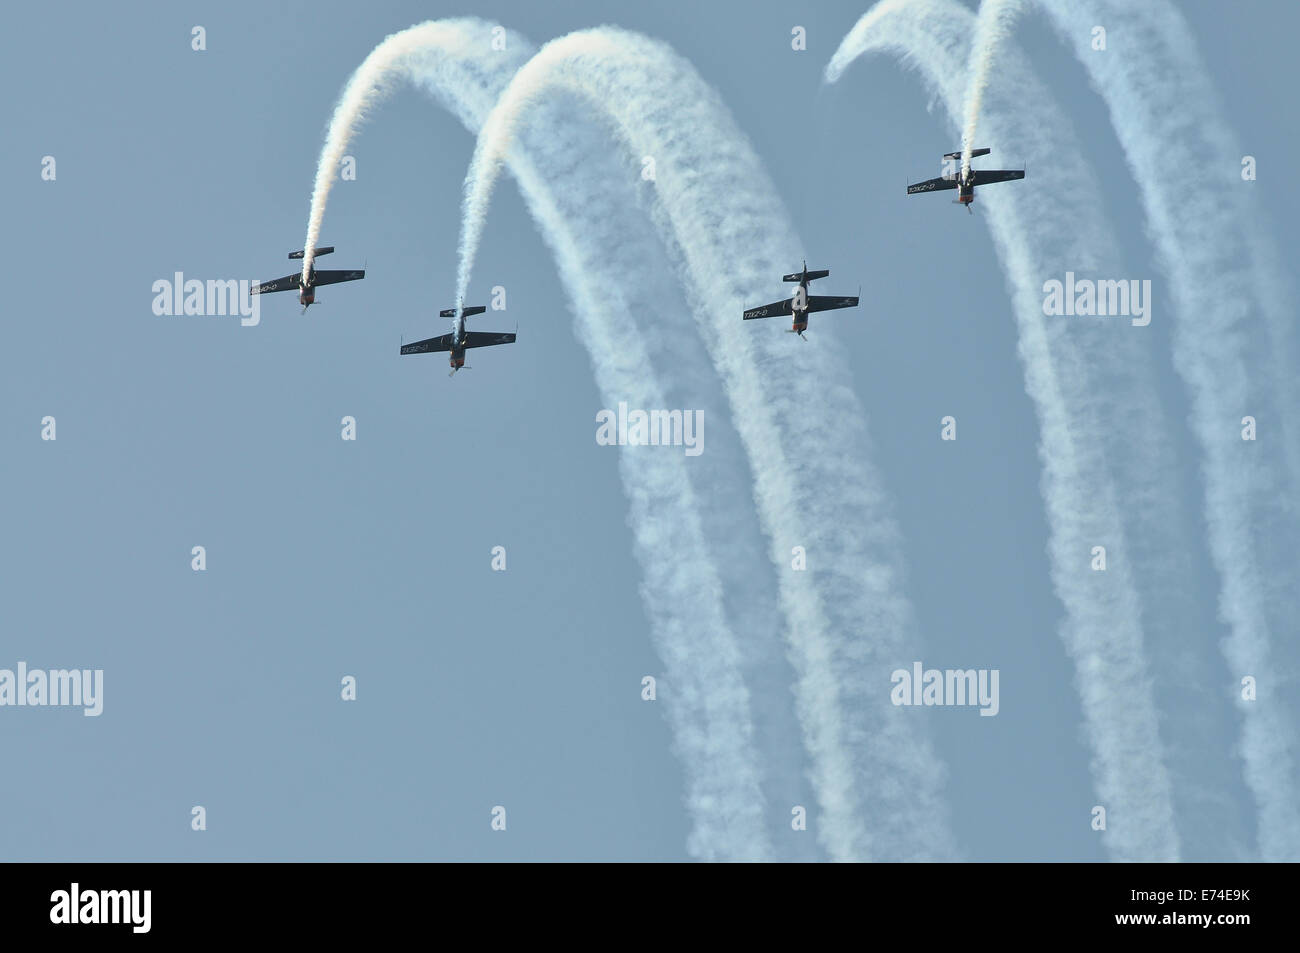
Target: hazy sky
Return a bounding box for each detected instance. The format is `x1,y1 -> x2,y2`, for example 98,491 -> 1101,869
1,1 -> 1295,861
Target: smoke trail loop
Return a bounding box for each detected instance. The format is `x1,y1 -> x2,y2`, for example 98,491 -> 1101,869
456,26 -> 958,861
827,0 -> 1181,861
301,19 -> 776,859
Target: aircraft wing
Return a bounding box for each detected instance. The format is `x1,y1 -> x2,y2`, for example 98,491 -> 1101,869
806,295 -> 859,314
312,269 -> 365,287
251,273 -> 302,295
742,298 -> 794,320
906,176 -> 959,194
401,333 -> 455,355
972,169 -> 1024,186
462,331 -> 516,350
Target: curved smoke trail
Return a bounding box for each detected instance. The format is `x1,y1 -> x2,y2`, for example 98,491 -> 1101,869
299,23 -> 475,282
1033,0 -> 1300,863
456,27 -> 957,861
828,0 -> 1184,860
960,0 -> 1022,180
306,19 -> 776,860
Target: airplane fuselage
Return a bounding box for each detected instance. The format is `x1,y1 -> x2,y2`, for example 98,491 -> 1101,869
958,175 -> 976,205
299,265 -> 317,307
449,312 -> 467,370
791,277 -> 810,333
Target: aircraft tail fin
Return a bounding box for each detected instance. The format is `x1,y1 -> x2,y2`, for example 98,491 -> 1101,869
943,148 -> 990,160
439,305 -> 487,318
783,268 -> 829,283
289,246 -> 334,259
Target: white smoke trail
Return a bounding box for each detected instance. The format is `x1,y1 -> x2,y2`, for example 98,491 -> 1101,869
455,28 -> 957,861
299,22 -> 473,282
450,40 -> 593,313
306,19 -> 776,860
1034,0 -> 1300,861
828,0 -> 1183,860
959,0 -> 1023,179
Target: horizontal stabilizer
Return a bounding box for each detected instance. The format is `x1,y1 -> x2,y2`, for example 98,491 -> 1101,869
943,147 -> 990,160
782,269 -> 829,282
288,246 -> 334,259
439,305 -> 487,318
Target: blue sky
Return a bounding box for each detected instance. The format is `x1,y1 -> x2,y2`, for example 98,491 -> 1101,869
1,1 -> 1295,861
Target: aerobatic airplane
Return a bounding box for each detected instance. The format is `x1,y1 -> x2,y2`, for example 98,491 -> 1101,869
251,246 -> 365,312
400,305 -> 516,376
906,148 -> 1024,212
742,261 -> 859,339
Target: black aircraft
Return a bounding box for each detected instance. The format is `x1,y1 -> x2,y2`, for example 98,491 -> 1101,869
906,148 -> 1024,212
400,305 -> 516,376
251,246 -> 365,312
742,261 -> 859,339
